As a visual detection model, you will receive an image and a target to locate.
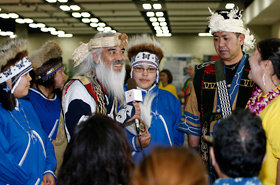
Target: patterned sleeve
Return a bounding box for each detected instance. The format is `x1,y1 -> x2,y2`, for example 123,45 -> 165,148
177,83 -> 201,136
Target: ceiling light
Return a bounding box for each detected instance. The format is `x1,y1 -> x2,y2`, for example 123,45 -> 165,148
90,18 -> 99,22
98,22 -> 106,27
152,22 -> 159,26
41,28 -> 48,32
51,30 -> 58,35
104,27 -> 112,31
146,12 -> 154,17
5,31 -> 14,36
24,18 -> 33,23
153,4 -> 162,9
160,22 -> 167,26
15,19 -> 25,24
225,3 -> 235,9
111,30 -> 117,33
149,17 -> 157,22
143,3 -> 152,10
0,13 -> 9,19
97,27 -> 105,31
161,26 -> 168,30
82,18 -> 90,23
60,5 -> 70,11
81,12 -> 90,17
156,33 -> 172,37
8,13 -> 19,19
57,31 -> 65,35
156,12 -> 164,17
90,23 -> 98,27
48,27 -> 56,32
37,23 -> 45,28
198,33 -> 212,37
70,5 -> 80,11
163,30 -> 169,34
58,33 -> 73,37
10,35 -> 17,38
158,17 -> 165,22
154,26 -> 161,30
156,30 -> 162,34
58,0 -> 68,2
72,12 -> 81,18
29,23 -> 37,28
46,0 -> 57,3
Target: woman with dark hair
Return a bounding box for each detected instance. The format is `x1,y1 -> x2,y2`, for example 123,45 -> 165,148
57,113 -> 134,185
246,38 -> 280,185
23,40 -> 66,146
158,69 -> 178,98
0,38 -> 56,184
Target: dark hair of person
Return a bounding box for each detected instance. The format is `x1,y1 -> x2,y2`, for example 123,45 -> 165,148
57,113 -> 134,185
132,147 -> 208,185
0,50 -> 28,111
160,69 -> 173,84
213,109 -> 266,178
257,38 -> 280,79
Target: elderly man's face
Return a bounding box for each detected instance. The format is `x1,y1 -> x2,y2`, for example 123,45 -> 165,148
100,46 -> 126,73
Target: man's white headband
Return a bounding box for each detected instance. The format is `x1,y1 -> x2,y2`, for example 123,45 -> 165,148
208,7 -> 255,51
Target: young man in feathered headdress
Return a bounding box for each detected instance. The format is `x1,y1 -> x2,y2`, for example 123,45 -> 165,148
123,34 -> 185,164
177,8 -> 256,183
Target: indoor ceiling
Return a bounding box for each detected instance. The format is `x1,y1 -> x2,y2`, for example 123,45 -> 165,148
0,0 -> 273,37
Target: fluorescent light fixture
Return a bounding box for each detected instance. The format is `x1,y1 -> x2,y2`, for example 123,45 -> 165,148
156,12 -> 164,17
146,12 -> 154,17
58,0 -> 68,2
5,31 -> 14,36
111,30 -> 117,33
90,23 -> 98,27
57,31 -> 65,35
156,30 -> 162,34
90,18 -> 99,22
161,26 -> 168,30
98,22 -> 106,27
149,17 -> 157,22
160,22 -> 167,26
198,33 -> 212,36
51,31 -> 58,35
8,13 -> 19,19
154,26 -> 161,30
46,0 -> 57,3
104,27 -> 112,31
72,12 -> 81,18
29,23 -> 37,28
24,18 -> 33,23
0,13 -> 9,19
48,27 -> 56,32
225,3 -> 235,9
81,12 -> 90,17
58,33 -> 73,37
163,30 -> 169,33
37,23 -> 45,28
156,33 -> 171,37
10,35 -> 17,38
152,22 -> 159,26
143,3 -> 152,10
82,18 -> 90,23
158,17 -> 165,22
41,28 -> 48,32
97,27 -> 104,31
60,5 -> 70,11
153,4 -> 162,9
70,5 -> 80,11
15,19 -> 25,24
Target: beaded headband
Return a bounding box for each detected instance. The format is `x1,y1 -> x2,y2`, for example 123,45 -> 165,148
72,33 -> 128,67
208,7 -> 255,51
131,52 -> 159,68
38,62 -> 64,80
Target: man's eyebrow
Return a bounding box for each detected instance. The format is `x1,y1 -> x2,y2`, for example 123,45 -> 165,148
107,48 -> 116,51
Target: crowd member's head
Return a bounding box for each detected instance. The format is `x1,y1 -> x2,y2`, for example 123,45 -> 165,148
30,40 -> 66,93
159,69 -> 173,85
72,32 -> 127,104
127,34 -> 164,90
208,8 -> 255,62
248,38 -> 280,89
131,147 -> 208,185
187,62 -> 200,79
211,109 -> 266,178
0,38 -> 32,111
58,113 -> 134,185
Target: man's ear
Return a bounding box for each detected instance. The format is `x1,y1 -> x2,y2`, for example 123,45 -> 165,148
239,33 -> 245,46
92,53 -> 99,64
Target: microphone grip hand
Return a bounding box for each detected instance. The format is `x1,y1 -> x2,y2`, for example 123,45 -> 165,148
126,102 -> 141,123
136,133 -> 151,148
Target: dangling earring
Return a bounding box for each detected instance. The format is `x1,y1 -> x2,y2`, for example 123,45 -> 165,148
262,72 -> 266,86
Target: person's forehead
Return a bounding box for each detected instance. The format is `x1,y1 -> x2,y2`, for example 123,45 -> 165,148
213,31 -> 236,37
103,46 -> 124,51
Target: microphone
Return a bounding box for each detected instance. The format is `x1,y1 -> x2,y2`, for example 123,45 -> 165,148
125,78 -> 143,134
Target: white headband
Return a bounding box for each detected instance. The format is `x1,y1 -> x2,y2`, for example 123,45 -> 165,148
208,7 -> 255,51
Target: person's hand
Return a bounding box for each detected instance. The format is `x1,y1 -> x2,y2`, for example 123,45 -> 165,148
136,133 -> 151,148
126,102 -> 141,122
178,91 -> 184,99
43,174 -> 55,185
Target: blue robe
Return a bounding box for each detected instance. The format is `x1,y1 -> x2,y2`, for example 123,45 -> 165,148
0,99 -> 56,185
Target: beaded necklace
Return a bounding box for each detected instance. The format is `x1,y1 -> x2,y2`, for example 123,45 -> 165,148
247,86 -> 280,114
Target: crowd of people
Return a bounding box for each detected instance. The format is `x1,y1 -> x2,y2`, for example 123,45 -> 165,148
0,6 -> 280,185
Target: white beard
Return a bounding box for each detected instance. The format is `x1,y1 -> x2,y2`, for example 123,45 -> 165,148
95,59 -> 125,105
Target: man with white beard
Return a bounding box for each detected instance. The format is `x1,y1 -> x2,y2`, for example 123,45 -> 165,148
62,32 -> 138,139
